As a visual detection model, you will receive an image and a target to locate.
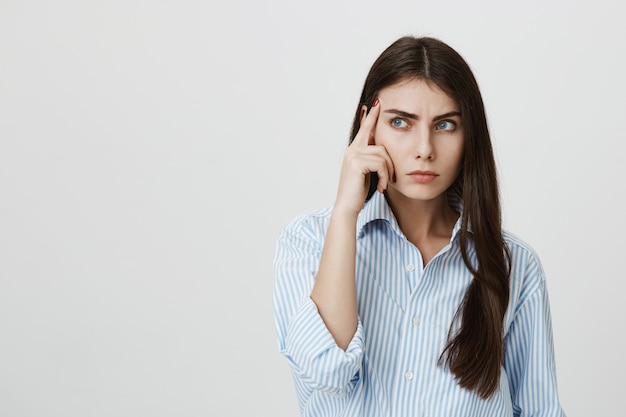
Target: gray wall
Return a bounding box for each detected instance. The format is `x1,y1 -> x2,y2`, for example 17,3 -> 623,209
1,0 -> 624,415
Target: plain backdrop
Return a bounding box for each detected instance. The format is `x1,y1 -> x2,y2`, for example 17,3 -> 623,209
1,0 -> 624,416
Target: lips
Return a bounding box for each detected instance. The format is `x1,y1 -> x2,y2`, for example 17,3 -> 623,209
407,170 -> 438,184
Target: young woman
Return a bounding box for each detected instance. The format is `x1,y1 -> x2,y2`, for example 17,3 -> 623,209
273,36 -> 565,416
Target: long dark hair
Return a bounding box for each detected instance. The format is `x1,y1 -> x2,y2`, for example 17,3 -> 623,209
350,36 -> 511,399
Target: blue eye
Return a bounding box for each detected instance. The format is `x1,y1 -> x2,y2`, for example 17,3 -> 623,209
436,120 -> 456,131
391,118 -> 409,128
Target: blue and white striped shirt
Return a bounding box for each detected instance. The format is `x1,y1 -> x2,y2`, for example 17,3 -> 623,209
273,191 -> 565,416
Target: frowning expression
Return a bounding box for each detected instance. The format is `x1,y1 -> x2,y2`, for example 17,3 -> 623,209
373,78 -> 464,203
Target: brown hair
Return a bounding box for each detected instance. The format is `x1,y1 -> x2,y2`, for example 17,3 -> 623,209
350,36 -> 511,398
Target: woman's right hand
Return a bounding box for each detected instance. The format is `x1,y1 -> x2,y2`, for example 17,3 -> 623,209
334,99 -> 395,217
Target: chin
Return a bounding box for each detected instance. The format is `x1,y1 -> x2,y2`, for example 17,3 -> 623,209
388,186 -> 448,202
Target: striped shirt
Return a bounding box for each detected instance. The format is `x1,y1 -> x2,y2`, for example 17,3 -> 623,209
273,191 -> 565,417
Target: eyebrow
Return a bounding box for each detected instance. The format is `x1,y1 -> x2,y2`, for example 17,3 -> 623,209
383,109 -> 461,121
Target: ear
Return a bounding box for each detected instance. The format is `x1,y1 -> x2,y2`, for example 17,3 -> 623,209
360,105 -> 368,124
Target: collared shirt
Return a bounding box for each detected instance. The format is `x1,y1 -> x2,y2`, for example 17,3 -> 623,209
273,191 -> 565,417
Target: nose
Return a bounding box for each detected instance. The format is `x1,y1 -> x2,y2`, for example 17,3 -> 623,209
413,127 -> 434,160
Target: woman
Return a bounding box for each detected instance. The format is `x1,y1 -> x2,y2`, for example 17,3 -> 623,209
273,36 -> 565,416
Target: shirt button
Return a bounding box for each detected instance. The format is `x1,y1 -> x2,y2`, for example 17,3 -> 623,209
406,263 -> 415,271
412,316 -> 421,325
404,371 -> 414,380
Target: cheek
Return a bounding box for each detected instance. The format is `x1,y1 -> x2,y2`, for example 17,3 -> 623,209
374,126 -> 405,154
455,140 -> 465,161
449,143 -> 465,171
373,132 -> 402,164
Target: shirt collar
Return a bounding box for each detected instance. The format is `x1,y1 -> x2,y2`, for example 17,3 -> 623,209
356,190 -> 469,241
356,191 -> 401,239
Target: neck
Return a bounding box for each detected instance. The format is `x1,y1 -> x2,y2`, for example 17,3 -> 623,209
385,189 -> 459,244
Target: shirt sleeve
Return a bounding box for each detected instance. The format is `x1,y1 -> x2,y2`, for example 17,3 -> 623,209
504,255 -> 566,417
272,215 -> 365,402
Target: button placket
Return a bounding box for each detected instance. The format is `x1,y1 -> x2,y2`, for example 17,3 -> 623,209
403,245 -> 421,293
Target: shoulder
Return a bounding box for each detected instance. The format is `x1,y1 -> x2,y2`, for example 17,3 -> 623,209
503,229 -> 546,281
503,230 -> 544,269
277,206 -> 333,247
502,229 -> 548,311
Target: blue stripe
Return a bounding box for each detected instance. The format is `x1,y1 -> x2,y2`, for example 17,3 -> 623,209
273,191 -> 565,416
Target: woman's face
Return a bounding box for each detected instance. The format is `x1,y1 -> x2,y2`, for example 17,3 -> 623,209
370,78 -> 464,204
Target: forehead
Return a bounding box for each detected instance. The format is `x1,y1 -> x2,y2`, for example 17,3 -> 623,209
378,78 -> 459,112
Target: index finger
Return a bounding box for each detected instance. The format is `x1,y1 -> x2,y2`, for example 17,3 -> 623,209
353,98 -> 381,146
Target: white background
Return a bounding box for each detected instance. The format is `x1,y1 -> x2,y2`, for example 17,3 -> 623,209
1,0 -> 624,416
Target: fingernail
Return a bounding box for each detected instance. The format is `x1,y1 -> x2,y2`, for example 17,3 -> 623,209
372,98 -> 379,107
